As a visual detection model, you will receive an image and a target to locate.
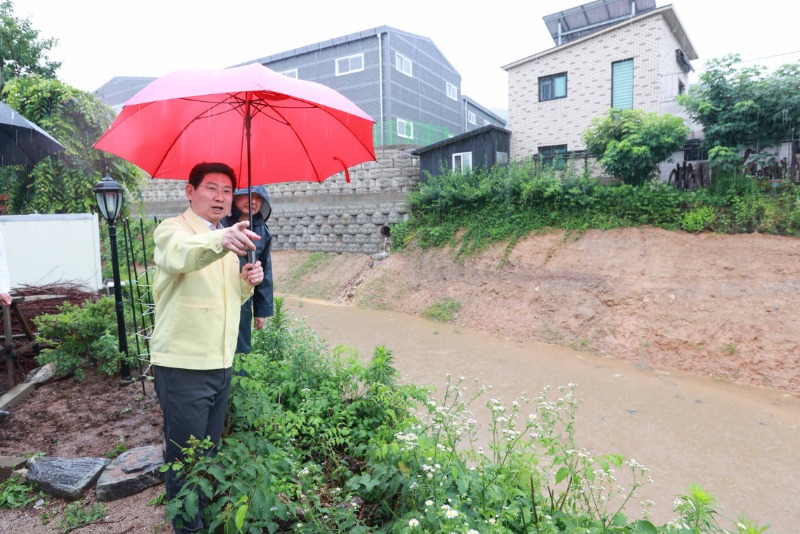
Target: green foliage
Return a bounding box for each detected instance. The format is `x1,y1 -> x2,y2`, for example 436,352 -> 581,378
423,298 -> 461,322
583,109 -> 690,185
162,308 -> 425,532
100,217 -> 158,281
707,146 -> 741,174
0,1 -> 60,90
0,75 -> 145,215
58,500 -> 107,533
105,436 -> 129,459
681,205 -> 718,233
678,54 -> 800,152
159,314 -> 762,532
393,159 -> 800,255
33,297 -> 136,380
0,476 -> 42,509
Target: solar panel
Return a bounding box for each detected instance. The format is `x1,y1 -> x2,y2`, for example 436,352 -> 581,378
543,0 -> 657,45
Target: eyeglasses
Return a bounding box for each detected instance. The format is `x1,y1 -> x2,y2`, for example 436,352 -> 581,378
197,183 -> 234,197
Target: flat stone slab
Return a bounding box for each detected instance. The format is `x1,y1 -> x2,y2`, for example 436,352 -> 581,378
0,456 -> 27,482
96,445 -> 165,501
27,457 -> 110,500
0,382 -> 35,410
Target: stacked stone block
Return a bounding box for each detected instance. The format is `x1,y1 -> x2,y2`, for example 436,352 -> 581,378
139,146 -> 420,254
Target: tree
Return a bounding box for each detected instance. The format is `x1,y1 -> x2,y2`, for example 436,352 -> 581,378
583,109 -> 689,186
0,0 -> 60,91
0,76 -> 144,214
678,54 -> 800,152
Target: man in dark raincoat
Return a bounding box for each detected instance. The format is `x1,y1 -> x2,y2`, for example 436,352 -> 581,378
222,185 -> 274,353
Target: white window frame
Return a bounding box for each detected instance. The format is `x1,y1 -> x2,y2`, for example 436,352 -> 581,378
446,81 -> 458,100
336,54 -> 364,76
453,152 -> 473,173
397,118 -> 414,139
280,68 -> 298,79
395,52 -> 413,77
483,119 -> 490,126
468,111 -> 476,125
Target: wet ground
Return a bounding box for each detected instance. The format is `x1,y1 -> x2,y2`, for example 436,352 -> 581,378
284,295 -> 800,532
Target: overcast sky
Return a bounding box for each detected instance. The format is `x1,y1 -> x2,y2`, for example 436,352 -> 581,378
15,0 -> 800,112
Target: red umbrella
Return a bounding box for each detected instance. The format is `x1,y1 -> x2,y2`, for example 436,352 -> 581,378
94,63 -> 376,186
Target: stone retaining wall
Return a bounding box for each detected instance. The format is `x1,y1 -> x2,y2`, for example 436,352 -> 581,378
140,146 -> 421,254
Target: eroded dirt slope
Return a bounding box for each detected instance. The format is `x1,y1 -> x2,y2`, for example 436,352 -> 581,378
273,227 -> 800,395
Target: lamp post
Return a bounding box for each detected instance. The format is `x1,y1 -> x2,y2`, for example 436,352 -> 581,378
93,174 -> 133,385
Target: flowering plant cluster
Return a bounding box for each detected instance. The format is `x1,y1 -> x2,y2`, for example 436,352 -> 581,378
161,302 -> 769,533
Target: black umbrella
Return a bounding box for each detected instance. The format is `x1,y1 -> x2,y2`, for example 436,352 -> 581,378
0,101 -> 65,167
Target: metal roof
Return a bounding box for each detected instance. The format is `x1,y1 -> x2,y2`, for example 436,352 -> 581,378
543,0 -> 657,45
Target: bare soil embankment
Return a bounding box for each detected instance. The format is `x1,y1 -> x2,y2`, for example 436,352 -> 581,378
273,227 -> 800,396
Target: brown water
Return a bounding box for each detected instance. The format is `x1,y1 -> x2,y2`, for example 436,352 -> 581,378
283,296 -> 800,532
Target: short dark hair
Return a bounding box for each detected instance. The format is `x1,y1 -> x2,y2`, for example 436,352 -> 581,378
188,163 -> 236,189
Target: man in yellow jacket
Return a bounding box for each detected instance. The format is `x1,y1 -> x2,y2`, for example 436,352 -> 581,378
150,162 -> 263,534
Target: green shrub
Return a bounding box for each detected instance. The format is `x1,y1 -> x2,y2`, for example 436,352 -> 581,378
160,315 -> 765,532
583,109 -> 689,186
392,159 -> 800,255
682,205 -> 718,233
33,297 -> 136,380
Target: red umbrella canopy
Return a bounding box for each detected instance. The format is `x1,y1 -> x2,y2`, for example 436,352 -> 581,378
94,63 -> 376,187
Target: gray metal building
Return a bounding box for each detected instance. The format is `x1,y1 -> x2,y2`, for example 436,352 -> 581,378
94,26 -> 506,148
238,26 -> 505,148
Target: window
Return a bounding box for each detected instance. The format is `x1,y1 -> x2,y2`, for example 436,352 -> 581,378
468,111 -> 476,124
678,80 -> 685,95
612,58 -> 634,109
446,82 -> 458,100
280,68 -> 298,79
453,152 -> 473,173
336,54 -> 364,76
397,118 -> 414,139
396,52 -> 412,77
538,145 -> 568,169
539,72 -> 567,101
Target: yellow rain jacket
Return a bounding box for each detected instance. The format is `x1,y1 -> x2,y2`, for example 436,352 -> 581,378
150,208 -> 254,370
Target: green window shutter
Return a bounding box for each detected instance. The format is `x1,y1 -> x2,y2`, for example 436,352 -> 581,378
612,59 -> 634,109
554,75 -> 567,98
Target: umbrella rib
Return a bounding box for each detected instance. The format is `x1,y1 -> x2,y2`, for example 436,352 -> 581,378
247,98 -> 374,182
150,97 -> 246,177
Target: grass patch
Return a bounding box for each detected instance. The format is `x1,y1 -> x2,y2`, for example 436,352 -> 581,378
422,298 -> 461,322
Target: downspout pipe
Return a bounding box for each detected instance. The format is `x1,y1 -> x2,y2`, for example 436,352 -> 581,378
377,31 -> 384,147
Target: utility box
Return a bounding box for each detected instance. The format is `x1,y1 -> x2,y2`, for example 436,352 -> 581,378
0,213 -> 103,292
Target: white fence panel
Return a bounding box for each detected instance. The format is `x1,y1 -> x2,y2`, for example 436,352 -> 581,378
0,213 -> 103,292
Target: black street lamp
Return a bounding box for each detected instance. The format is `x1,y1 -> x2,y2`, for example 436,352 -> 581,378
93,173 -> 133,385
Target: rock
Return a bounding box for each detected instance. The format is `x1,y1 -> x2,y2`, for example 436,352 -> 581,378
95,445 -> 165,501
24,363 -> 57,385
0,456 -> 27,482
12,468 -> 28,483
26,457 -> 110,500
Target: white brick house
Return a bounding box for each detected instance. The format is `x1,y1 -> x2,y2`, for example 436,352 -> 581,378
502,1 -> 698,163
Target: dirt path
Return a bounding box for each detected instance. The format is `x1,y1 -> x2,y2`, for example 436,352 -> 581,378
273,227 -> 800,396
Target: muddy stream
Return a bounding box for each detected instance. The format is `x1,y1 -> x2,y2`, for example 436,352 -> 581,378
283,296 -> 799,532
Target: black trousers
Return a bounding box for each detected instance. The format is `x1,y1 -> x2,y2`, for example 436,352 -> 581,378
153,365 -> 232,533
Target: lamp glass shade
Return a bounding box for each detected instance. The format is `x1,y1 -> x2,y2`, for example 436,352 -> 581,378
93,175 -> 124,222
